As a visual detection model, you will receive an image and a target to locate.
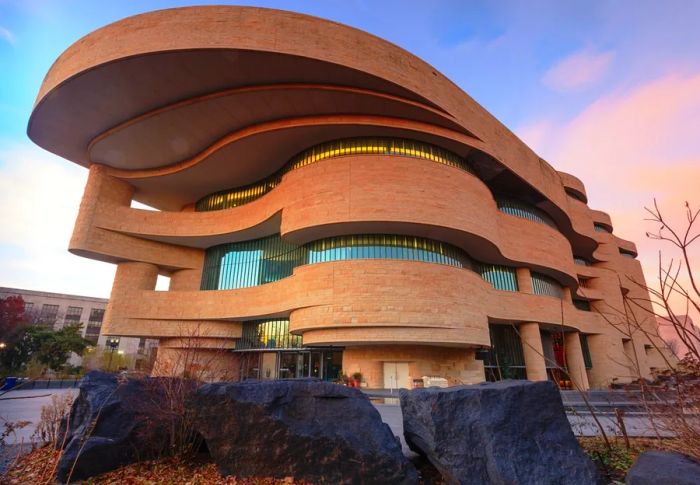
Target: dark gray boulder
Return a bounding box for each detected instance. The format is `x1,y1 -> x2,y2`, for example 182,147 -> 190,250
190,379 -> 418,484
56,371 -> 189,483
626,451 -> 700,485
400,380 -> 599,485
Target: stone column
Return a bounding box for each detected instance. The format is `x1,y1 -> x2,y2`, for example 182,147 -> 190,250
519,322 -> 547,381
70,164 -> 134,254
169,267 -> 203,291
102,261 -> 159,335
564,332 -> 590,390
516,268 -> 533,293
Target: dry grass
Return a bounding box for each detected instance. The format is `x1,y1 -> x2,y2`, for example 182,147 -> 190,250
1,446 -> 61,485
31,393 -> 74,444
578,436 -> 673,483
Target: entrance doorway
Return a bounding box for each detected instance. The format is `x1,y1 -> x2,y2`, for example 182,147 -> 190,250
383,362 -> 410,389
239,349 -> 342,381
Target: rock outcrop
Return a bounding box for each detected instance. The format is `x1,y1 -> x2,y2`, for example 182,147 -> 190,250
191,379 -> 418,485
400,380 -> 599,485
56,371 -> 188,483
625,450 -> 700,485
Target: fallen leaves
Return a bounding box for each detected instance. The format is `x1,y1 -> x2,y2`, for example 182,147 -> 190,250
1,448 -> 309,484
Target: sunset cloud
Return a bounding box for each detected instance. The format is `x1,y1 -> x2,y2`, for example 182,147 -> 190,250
542,49 -> 614,91
518,72 -> 700,315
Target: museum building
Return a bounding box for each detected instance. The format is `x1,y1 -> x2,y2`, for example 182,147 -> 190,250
28,6 -> 670,389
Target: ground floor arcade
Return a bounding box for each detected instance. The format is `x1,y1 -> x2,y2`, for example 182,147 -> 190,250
215,320 -> 607,390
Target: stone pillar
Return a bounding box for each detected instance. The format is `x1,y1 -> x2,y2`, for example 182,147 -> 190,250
70,164 -> 133,254
564,332 -> 590,390
562,287 -> 573,302
169,268 -> 203,291
519,322 -> 547,381
102,261 -> 159,335
516,268 -> 533,293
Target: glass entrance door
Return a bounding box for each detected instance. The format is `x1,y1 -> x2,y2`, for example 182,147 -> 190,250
296,352 -> 311,378
310,351 -> 322,378
237,348 -> 343,381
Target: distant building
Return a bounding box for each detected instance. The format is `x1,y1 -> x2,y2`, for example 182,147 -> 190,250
0,287 -> 157,367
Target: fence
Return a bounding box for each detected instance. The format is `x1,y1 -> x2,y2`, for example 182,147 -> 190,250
0,377 -> 81,391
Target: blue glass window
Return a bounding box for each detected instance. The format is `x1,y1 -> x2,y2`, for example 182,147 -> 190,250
573,256 -> 590,266
476,264 -> 518,292
531,272 -> 564,299
496,198 -> 557,229
201,234 -> 520,292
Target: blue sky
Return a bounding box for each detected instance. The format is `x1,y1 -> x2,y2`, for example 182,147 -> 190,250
1,0 -> 699,298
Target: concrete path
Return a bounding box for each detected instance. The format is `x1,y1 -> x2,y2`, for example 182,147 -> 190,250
371,398 -> 673,450
0,388 -> 78,444
0,388 -> 78,475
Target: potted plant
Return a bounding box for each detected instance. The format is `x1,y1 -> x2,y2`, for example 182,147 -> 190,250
351,372 -> 363,388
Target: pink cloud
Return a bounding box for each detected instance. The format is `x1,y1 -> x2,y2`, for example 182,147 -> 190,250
518,73 -> 700,320
542,49 -> 615,91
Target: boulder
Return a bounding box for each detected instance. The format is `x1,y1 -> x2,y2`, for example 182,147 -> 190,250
626,451 -> 700,485
190,379 -> 418,484
56,371 -> 190,483
400,380 -> 599,485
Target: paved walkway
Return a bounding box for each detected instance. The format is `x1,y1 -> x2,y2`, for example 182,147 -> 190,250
0,388 -> 78,475
371,398 -> 673,453
0,388 -> 78,444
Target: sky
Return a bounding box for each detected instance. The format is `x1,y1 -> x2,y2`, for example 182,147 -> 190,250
0,1 -> 699,311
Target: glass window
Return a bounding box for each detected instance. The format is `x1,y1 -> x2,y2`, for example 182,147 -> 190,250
201,233 -> 523,294
85,324 -> 100,344
64,306 -> 83,323
573,256 -> 590,266
39,304 -> 59,326
476,264 -> 518,292
484,324 -> 526,381
580,334 -> 593,369
237,319 -> 302,350
496,198 -> 557,229
531,272 -> 564,299
565,188 -> 586,203
619,248 -> 636,259
88,308 -> 105,323
195,137 -> 474,211
202,234 -> 473,291
573,299 -> 591,311
594,223 -> 611,233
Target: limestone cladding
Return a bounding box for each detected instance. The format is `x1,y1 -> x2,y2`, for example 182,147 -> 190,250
27,6 -> 672,388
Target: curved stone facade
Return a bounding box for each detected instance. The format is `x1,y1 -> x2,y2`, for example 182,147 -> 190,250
29,6 -> 670,388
